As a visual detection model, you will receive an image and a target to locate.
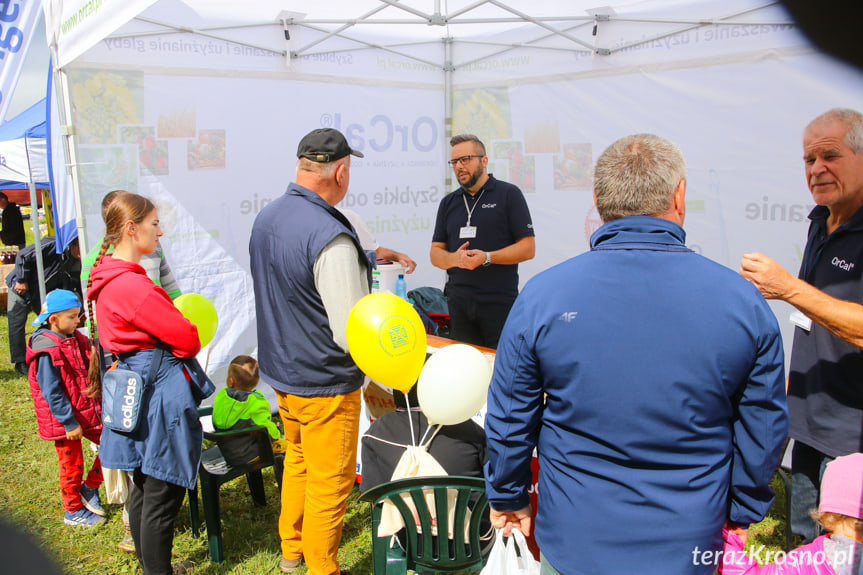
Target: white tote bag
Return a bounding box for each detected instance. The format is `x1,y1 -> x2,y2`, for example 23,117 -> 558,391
480,528 -> 540,575
102,467 -> 129,505
365,423 -> 462,538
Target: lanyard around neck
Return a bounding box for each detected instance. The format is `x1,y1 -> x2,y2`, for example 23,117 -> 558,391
462,188 -> 486,226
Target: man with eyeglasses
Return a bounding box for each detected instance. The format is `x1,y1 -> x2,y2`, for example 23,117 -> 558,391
430,134 -> 535,349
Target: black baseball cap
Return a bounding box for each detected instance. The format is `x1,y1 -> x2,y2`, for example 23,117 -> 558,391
297,128 -> 364,162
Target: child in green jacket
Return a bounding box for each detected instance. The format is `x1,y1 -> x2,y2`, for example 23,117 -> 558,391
212,356 -> 285,465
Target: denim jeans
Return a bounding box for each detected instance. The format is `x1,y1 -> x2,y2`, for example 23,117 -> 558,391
790,441 -> 832,544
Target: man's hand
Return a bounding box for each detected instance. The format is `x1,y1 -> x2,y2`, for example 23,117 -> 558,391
394,252 -> 417,274
459,248 -> 487,270
66,425 -> 83,441
489,504 -> 532,537
740,252 -> 797,300
13,280 -> 27,295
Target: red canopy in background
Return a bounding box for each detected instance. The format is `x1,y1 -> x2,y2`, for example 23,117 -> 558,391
1,188 -> 44,206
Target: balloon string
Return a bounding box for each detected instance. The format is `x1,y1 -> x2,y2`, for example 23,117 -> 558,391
419,423 -> 442,449
404,390 -> 416,446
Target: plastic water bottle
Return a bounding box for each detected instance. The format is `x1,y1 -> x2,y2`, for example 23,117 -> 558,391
395,274 -> 407,300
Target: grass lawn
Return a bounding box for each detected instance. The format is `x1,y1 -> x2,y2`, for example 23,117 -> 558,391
0,311 -> 790,574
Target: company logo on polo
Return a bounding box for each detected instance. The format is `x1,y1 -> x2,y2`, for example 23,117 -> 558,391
832,257 -> 855,272
121,376 -> 138,429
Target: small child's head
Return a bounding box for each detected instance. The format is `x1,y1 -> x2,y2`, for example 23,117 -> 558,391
32,289 -> 82,337
100,190 -> 128,222
810,452 -> 863,536
227,355 -> 259,392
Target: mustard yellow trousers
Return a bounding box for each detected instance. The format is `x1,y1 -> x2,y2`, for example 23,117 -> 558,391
276,388 -> 361,575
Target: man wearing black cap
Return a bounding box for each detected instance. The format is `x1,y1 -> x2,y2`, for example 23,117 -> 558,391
250,128 -> 370,574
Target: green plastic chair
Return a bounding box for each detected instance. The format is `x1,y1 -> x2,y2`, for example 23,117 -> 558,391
188,406 -> 281,563
359,476 -> 490,574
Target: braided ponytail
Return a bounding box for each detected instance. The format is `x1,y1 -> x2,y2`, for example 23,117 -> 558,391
84,190 -> 153,399
85,237 -> 112,399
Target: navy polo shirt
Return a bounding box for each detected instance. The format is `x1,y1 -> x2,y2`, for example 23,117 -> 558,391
432,175 -> 534,303
788,204 -> 863,456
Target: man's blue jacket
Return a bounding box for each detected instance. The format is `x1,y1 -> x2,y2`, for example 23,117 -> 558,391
484,216 -> 788,575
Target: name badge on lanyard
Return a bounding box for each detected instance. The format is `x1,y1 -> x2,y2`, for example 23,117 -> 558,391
461,189 -> 485,240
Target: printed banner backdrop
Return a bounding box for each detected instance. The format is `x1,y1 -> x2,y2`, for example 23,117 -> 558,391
52,0 -> 863,381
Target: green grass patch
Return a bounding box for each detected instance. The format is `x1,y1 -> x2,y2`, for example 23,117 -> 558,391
0,314 -> 788,573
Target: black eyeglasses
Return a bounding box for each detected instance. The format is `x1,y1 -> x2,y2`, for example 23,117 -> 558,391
448,155 -> 483,167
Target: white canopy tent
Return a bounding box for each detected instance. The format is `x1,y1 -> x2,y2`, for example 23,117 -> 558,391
39,0 -> 863,378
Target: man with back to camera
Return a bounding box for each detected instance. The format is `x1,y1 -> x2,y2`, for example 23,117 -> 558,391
6,236 -> 81,376
250,128 -> 370,575
485,134 -> 788,575
430,134 -> 535,349
741,108 -> 863,544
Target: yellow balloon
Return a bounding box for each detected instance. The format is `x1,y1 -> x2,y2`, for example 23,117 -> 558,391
174,293 -> 218,347
346,293 -> 427,392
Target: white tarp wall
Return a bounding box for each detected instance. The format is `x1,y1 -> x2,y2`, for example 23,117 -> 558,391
46,0 -> 863,380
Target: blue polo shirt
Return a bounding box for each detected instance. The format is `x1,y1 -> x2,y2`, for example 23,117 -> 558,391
431,175 -> 534,303
788,204 -> 863,457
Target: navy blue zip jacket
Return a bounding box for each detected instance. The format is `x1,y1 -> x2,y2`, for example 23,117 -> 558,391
484,216 -> 788,575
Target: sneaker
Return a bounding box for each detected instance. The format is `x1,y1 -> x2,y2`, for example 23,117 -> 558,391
117,530 -> 135,553
63,508 -> 105,527
172,560 -> 196,574
14,362 -> 27,376
279,557 -> 302,573
80,485 -> 106,516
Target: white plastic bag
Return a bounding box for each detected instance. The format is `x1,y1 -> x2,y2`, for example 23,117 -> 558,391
480,528 -> 540,575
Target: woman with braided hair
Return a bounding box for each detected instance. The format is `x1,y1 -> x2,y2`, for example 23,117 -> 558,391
85,191 -> 214,575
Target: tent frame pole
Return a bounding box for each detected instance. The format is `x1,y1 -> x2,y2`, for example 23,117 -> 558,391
25,144 -> 46,304
51,65 -> 88,258
444,35 -> 453,192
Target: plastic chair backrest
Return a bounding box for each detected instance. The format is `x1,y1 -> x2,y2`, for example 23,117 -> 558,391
197,406 -> 275,470
359,475 -> 489,573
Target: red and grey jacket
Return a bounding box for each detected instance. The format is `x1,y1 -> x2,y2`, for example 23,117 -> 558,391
26,329 -> 101,441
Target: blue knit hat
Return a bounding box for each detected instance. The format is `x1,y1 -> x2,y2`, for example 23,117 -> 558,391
32,289 -> 81,326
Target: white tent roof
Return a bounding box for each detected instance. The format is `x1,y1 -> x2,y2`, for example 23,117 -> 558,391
46,0 -> 795,74
40,0 -> 863,376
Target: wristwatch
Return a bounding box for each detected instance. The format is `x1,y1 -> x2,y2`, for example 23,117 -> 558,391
482,252 -> 492,267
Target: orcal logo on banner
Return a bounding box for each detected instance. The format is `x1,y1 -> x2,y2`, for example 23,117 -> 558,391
0,0 -> 42,121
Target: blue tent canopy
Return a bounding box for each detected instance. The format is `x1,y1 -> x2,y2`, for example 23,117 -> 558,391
0,97 -> 49,190
0,97 -> 46,140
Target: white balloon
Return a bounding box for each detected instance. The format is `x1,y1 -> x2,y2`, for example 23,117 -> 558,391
418,344 -> 492,425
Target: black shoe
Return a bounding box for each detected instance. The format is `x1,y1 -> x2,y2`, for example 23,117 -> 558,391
172,560 -> 196,574
14,362 -> 27,376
